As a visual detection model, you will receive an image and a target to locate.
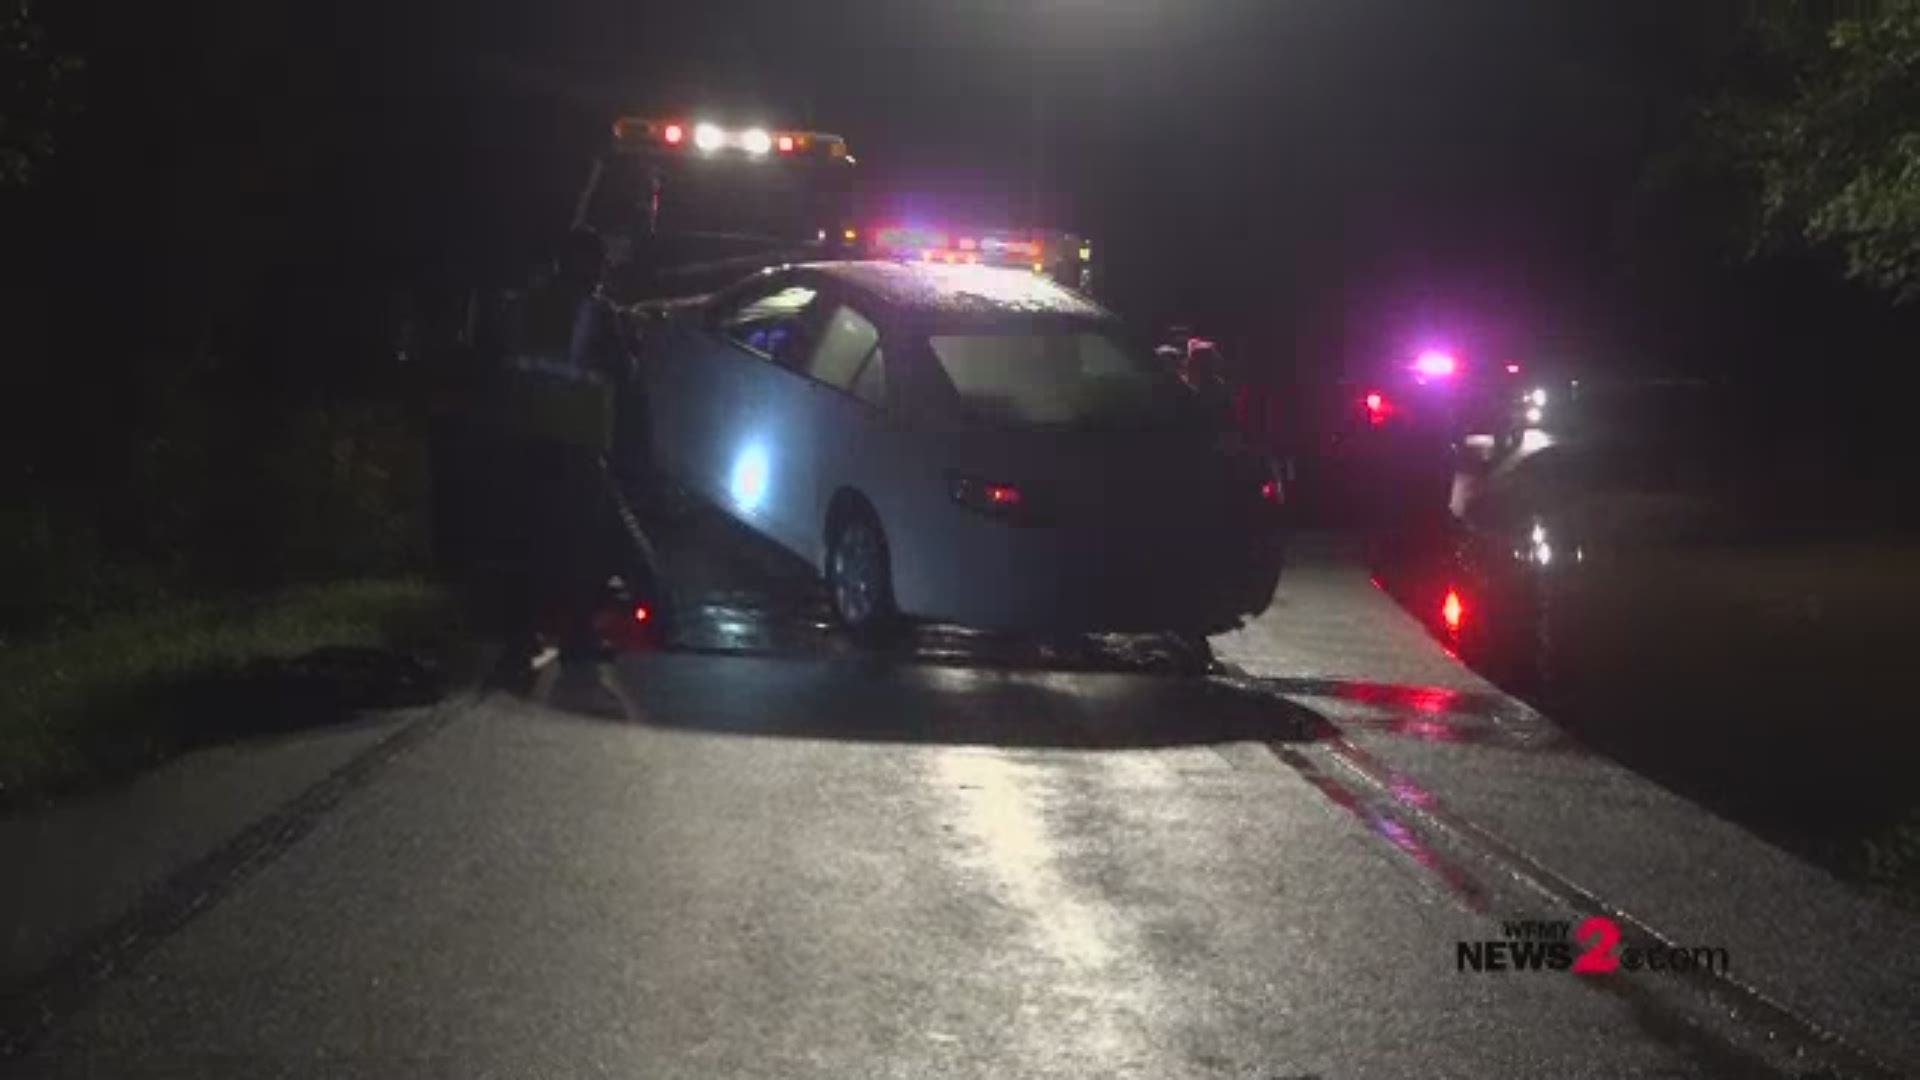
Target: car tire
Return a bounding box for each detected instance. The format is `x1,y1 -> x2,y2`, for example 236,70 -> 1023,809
826,506 -> 901,639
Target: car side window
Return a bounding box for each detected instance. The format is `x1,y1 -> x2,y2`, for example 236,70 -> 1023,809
851,347 -> 886,408
718,283 -> 820,367
803,304 -> 881,392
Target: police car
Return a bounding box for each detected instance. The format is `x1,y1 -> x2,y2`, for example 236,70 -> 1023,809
632,253 -> 1284,636
1345,348 -> 1572,449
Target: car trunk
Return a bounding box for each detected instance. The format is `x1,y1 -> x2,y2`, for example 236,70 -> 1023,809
947,427 -> 1260,536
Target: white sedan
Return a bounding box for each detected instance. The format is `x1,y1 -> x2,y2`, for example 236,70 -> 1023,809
630,261 -> 1284,635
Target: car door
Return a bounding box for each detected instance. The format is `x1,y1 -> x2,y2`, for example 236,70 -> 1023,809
680,275 -> 825,541
769,291 -> 891,563
645,290 -> 752,495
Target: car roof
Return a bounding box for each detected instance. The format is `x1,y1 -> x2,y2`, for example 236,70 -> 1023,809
798,260 -> 1109,322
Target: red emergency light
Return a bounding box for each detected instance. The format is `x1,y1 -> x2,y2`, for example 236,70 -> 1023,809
1364,390 -> 1392,426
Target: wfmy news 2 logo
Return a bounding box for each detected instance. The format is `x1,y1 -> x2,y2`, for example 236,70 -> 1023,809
1457,916 -> 1731,975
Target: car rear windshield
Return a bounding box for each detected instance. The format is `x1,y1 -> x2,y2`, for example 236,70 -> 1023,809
925,327 -> 1197,430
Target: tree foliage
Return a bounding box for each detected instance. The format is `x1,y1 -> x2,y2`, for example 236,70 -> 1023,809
0,0 -> 80,188
1717,1 -> 1920,303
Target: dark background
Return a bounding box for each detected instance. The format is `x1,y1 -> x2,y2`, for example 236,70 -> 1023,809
21,0 -> 1912,369
4,0 -> 1915,623
11,1 -> 1800,353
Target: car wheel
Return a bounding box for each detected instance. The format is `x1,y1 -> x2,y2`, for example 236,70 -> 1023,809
827,507 -> 900,637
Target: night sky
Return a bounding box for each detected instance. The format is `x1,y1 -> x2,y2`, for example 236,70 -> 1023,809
47,0 -> 1762,379
418,0 -> 1735,367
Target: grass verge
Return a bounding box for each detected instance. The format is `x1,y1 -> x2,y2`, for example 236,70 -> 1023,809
0,578 -> 469,805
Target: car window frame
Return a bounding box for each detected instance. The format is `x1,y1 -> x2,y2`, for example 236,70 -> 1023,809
848,340 -> 887,410
766,282 -> 892,414
708,272 -> 824,367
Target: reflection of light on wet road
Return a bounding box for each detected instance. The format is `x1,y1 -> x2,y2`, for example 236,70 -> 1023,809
1271,746 -> 1492,912
1392,717 -> 1460,742
920,665 -> 994,693
937,750 -> 1114,969
1390,776 -> 1435,806
932,749 -> 1154,1063
1452,428 -> 1558,520
1516,428 -> 1554,456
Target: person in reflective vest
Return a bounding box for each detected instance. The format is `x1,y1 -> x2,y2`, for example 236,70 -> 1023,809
506,229 -> 634,662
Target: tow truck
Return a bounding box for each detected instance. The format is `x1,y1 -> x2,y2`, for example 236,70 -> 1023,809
571,114 -> 1102,301
572,114 -> 864,302
426,112 -> 1117,640
420,113 -> 866,636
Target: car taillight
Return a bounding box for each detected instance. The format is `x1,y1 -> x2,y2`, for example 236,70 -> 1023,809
949,472 -> 1028,521
777,134 -> 796,153
1260,477 -> 1283,505
662,123 -> 685,146
1441,588 -> 1465,635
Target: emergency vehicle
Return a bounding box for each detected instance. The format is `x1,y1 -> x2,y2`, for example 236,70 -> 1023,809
572,115 -> 1102,302
572,115 -> 863,301
855,224 -> 1098,296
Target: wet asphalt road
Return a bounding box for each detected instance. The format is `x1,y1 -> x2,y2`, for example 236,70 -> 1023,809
5,508 -> 1915,1078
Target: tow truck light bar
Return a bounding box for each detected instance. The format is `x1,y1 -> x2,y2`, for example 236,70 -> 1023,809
611,116 -> 853,161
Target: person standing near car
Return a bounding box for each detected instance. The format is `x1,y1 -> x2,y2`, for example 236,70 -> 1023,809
506,229 -> 635,663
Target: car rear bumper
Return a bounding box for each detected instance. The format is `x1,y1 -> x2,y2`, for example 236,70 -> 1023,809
893,516 -> 1285,634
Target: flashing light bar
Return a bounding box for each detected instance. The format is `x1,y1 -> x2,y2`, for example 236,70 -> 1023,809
611,116 -> 852,161
984,237 -> 1041,259
866,225 -> 1089,274
1413,350 -> 1459,380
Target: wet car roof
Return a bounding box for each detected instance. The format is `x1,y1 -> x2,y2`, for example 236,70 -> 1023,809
800,260 -> 1108,320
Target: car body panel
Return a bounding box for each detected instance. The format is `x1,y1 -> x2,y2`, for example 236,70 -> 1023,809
639,262 -> 1284,633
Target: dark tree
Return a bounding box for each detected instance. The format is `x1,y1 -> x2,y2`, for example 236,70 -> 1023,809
0,0 -> 80,188
1711,1 -> 1920,302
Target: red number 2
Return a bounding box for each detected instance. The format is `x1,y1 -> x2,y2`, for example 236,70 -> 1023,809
1572,915 -> 1621,974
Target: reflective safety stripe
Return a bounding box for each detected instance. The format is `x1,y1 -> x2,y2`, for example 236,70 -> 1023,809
493,362 -> 615,452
